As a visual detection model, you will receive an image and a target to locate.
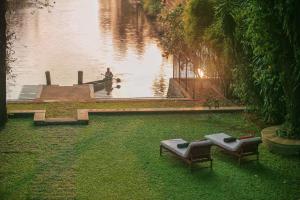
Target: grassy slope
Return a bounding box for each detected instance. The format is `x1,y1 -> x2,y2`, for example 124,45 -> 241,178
0,113 -> 299,199
7,101 -> 204,118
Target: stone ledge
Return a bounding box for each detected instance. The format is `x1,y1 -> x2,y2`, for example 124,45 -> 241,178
8,106 -> 246,126
8,110 -> 88,126
33,111 -> 46,125
44,118 -> 81,125
7,97 -> 191,103
77,109 -> 89,125
261,126 -> 300,156
86,106 -> 246,114
8,110 -> 44,117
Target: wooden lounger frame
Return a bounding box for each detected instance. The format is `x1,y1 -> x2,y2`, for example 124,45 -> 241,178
160,144 -> 213,171
216,140 -> 261,165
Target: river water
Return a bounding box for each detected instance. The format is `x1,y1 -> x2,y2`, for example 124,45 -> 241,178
7,0 -> 172,99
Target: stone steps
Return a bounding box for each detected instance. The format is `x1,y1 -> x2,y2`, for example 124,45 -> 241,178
44,118 -> 79,125
9,110 -> 89,125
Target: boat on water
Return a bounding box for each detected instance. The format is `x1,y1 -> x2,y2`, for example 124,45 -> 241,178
84,78 -> 111,92
83,68 -> 121,94
84,77 -> 121,94
84,79 -> 106,85
93,81 -> 107,92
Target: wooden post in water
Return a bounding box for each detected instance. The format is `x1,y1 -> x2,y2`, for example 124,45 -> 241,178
78,71 -> 83,85
45,71 -> 51,85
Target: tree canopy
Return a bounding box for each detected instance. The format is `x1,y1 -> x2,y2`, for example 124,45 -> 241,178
159,0 -> 300,138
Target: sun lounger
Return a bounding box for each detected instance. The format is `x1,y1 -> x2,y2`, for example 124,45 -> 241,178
205,133 -> 261,165
160,139 -> 213,170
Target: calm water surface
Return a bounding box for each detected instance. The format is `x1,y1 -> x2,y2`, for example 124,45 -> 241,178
7,0 -> 172,99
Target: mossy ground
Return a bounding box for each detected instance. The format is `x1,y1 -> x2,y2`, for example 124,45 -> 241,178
0,113 -> 299,199
7,101 -> 204,118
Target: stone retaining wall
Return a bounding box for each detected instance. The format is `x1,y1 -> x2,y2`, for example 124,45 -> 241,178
261,126 -> 300,156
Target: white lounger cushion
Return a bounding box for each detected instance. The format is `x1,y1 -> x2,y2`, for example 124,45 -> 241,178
160,139 -> 212,158
205,133 -> 261,152
161,139 -> 187,157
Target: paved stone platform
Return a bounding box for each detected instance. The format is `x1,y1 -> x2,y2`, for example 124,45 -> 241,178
39,85 -> 93,101
19,85 -> 43,100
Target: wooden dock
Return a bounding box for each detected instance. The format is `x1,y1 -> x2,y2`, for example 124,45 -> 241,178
17,85 -> 94,101
39,85 -> 93,101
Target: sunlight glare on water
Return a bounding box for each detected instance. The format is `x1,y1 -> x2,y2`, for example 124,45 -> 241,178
7,0 -> 172,99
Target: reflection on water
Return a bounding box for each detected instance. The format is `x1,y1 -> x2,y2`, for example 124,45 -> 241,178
152,64 -> 168,97
7,0 -> 172,99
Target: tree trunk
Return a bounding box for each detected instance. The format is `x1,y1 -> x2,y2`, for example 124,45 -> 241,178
0,0 -> 7,127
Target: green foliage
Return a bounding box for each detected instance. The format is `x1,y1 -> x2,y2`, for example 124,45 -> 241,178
252,67 -> 285,123
214,0 -> 238,42
235,0 -> 300,137
183,0 -> 214,45
160,5 -> 189,56
153,0 -> 300,137
232,63 -> 260,105
201,0 -> 237,98
142,0 -> 162,17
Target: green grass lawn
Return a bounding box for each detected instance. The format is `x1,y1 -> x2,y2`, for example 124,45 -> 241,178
7,100 -> 233,118
0,113 -> 299,199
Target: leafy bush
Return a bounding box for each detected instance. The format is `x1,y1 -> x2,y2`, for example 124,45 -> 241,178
142,0 -> 162,17
156,0 -> 300,138
160,5 -> 186,55
183,0 -> 214,45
